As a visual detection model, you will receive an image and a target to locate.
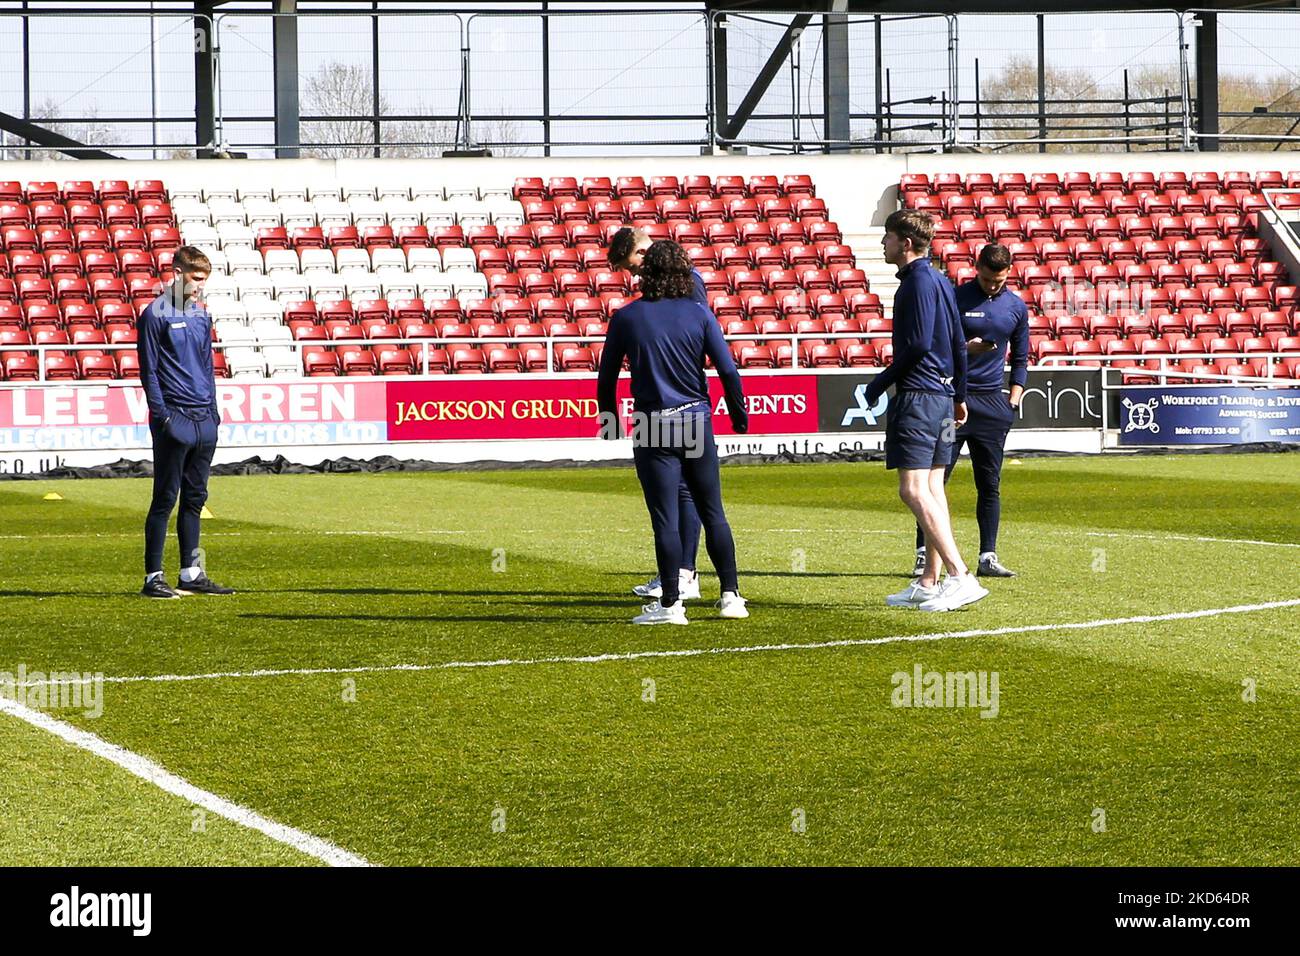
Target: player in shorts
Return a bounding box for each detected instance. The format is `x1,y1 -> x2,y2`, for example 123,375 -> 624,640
863,210 -> 988,612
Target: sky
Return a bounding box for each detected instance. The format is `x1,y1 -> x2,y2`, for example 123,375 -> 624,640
0,2 -> 1296,157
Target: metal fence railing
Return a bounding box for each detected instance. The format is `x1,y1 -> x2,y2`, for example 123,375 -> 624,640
0,9 -> 212,159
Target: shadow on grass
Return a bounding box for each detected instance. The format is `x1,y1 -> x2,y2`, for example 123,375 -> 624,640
0,590 -> 136,598
738,570 -> 902,579
242,612 -> 623,625
262,587 -> 619,598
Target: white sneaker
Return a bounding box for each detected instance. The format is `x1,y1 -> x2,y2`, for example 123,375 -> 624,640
716,591 -> 749,619
918,573 -> 990,612
912,547 -> 927,577
886,579 -> 940,608
633,575 -> 662,598
633,600 -> 688,625
633,569 -> 699,600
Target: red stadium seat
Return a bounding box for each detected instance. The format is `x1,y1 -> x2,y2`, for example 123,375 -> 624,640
3,354 -> 39,381
558,346 -> 595,372
899,174 -> 931,198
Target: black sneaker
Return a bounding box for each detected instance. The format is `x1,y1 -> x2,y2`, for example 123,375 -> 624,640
142,577 -> 182,599
175,572 -> 236,595
977,554 -> 1017,578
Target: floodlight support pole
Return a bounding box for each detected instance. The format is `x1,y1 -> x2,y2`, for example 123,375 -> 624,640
1194,11 -> 1219,151
204,9 -> 223,156
708,12 -> 727,150
272,0 -> 300,159
822,1 -> 850,153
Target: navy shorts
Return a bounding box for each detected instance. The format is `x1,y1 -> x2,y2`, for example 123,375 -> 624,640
885,390 -> 955,471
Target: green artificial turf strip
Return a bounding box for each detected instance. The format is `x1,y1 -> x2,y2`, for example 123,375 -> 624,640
0,452 -> 1296,864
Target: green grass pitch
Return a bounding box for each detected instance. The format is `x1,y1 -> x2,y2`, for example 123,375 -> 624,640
0,452 -> 1297,866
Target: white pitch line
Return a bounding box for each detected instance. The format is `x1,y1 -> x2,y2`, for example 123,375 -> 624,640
0,694 -> 373,867
19,598 -> 1300,690
1085,531 -> 1300,550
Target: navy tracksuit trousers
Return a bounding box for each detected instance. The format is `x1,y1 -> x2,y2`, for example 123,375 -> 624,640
633,410 -> 738,607
676,484 -> 702,571
145,409 -> 219,574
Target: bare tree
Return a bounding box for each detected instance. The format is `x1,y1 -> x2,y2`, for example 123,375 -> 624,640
300,60 -> 527,158
976,58 -> 1300,152
1128,67 -> 1300,151
975,57 -> 1180,152
21,96 -> 122,160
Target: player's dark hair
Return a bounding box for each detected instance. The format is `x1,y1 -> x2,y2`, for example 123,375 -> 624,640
607,226 -> 648,269
978,243 -> 1013,272
884,209 -> 934,254
637,240 -> 695,301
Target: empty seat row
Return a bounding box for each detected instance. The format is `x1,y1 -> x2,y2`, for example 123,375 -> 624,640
212,245 -> 478,275
0,275 -> 162,302
1,326 -> 138,346
513,174 -> 816,203
927,213 -> 1258,246
0,202 -> 175,233
0,299 -> 143,327
519,196 -> 822,226
0,180 -> 168,205
900,170 -> 1300,197
1020,284 -> 1297,316
0,249 -> 177,279
246,219 -> 842,253
177,185 -> 512,205
2,225 -> 179,255
938,235 -> 1269,266
302,343 -> 584,376
175,199 -> 523,234
0,352 -> 137,382
201,270 -> 490,305
907,191 -> 1276,219
279,309 -> 892,344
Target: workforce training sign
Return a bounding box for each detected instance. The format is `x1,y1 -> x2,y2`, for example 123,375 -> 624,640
1117,386 -> 1300,445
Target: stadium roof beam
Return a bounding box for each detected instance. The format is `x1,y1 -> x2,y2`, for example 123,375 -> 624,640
0,108 -> 119,160
720,13 -> 814,143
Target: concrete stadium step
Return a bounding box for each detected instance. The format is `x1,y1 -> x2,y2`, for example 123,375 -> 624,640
849,226 -> 898,311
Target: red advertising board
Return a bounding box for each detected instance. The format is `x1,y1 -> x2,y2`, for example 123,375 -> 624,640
386,374 -> 819,441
